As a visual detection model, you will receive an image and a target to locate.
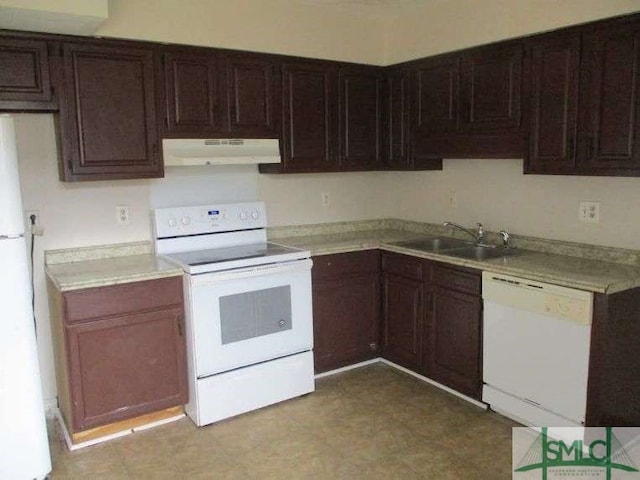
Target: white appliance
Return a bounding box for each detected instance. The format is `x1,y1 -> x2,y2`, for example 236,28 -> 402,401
0,115 -> 51,479
153,202 -> 314,426
162,138 -> 281,166
482,272 -> 593,427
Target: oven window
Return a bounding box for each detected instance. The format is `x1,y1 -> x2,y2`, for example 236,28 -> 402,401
219,286 -> 292,344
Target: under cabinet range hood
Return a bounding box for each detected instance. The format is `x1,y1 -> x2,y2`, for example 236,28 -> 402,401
162,138 -> 281,166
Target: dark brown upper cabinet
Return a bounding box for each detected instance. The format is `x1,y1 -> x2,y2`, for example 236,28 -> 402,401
413,55 -> 459,136
162,49 -> 222,136
224,54 -> 280,137
459,43 -> 523,134
0,36 -> 55,111
56,42 -> 161,181
410,42 -> 525,159
382,67 -> 443,171
338,66 -> 383,170
525,33 -> 581,174
525,15 -> 640,176
580,19 -> 640,174
382,68 -> 409,169
275,61 -> 338,172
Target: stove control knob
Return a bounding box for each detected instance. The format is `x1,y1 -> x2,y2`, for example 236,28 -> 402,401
239,211 -> 248,220
181,216 -> 191,226
251,210 -> 259,220
168,217 -> 178,227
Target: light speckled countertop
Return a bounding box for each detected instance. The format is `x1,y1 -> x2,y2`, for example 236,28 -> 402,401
273,229 -> 640,294
45,221 -> 640,294
46,244 -> 183,291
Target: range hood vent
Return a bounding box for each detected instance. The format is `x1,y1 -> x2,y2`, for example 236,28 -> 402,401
162,138 -> 281,166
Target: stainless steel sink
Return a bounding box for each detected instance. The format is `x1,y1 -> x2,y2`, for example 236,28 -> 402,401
391,237 -> 521,261
393,237 -> 470,252
443,245 -> 521,260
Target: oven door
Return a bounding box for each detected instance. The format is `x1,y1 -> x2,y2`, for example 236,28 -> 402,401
187,259 -> 313,377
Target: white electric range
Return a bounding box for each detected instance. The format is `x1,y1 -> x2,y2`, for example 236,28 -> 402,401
153,202 -> 315,426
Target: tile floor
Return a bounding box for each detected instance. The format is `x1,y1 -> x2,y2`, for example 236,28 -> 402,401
48,363 -> 518,479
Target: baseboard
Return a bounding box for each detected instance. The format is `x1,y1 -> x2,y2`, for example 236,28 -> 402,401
379,358 -> 488,409
315,357 -> 488,410
314,358 -> 381,379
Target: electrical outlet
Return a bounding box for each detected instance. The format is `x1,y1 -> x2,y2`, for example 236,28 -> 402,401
26,210 -> 39,226
448,192 -> 458,208
579,201 -> 600,223
116,205 -> 130,225
321,192 -> 330,207
25,210 -> 44,235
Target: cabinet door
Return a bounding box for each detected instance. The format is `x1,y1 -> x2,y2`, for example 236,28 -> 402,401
339,66 -> 382,169
313,274 -> 380,373
382,272 -> 423,371
382,69 -> 410,169
426,287 -> 482,399
581,21 -> 640,172
163,50 -> 222,136
312,251 -> 380,373
66,307 -> 187,431
225,54 -> 279,137
0,37 -> 53,109
413,55 -> 459,136
459,43 -> 523,133
525,34 -> 581,173
280,62 -> 338,172
58,43 -> 160,181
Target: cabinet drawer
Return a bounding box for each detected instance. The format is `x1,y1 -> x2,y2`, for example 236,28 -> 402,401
313,250 -> 380,280
432,264 -> 480,296
382,253 -> 422,281
64,276 -> 183,324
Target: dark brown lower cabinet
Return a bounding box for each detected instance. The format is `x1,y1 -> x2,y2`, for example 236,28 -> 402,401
586,287 -> 640,426
381,253 -> 424,371
426,286 -> 482,399
47,276 -> 188,434
312,251 -> 381,373
380,252 -> 482,399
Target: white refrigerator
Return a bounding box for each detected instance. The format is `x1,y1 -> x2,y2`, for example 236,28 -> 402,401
0,115 -> 52,479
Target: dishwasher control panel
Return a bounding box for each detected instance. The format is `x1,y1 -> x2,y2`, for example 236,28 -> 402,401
482,272 -> 593,325
544,295 -> 588,323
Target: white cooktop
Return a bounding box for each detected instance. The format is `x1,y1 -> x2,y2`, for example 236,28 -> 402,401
153,202 -> 310,274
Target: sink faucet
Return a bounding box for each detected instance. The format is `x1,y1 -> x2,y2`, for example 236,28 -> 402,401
499,230 -> 510,248
443,221 -> 484,244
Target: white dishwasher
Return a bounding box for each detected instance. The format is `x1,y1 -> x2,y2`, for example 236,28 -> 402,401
482,272 -> 593,427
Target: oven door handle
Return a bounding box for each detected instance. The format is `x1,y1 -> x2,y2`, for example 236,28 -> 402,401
191,258 -> 313,285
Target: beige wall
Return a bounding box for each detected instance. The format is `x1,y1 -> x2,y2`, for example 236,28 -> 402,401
97,0 -> 388,65
14,1 -> 640,405
381,160 -> 640,250
384,0 -> 640,64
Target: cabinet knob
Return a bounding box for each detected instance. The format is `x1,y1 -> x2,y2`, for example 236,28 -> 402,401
278,319 -> 286,327
369,342 -> 378,351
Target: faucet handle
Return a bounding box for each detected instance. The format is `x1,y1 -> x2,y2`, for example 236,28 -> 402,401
499,230 -> 510,248
476,223 -> 484,241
